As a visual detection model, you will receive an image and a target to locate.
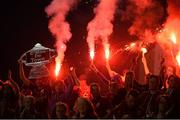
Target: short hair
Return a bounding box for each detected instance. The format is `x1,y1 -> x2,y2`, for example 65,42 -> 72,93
127,89 -> 139,98
56,101 -> 68,112
24,95 -> 35,104
125,71 -> 135,77
90,83 -> 100,90
148,74 -> 160,85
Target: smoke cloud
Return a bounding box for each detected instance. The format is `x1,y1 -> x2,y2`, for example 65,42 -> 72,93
86,0 -> 118,59
121,0 -> 166,42
45,0 -> 79,68
156,0 -> 180,73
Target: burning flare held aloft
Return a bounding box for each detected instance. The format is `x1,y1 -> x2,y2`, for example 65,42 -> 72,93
104,43 -> 110,61
90,49 -> 95,61
55,57 -> 61,77
141,47 -> 148,55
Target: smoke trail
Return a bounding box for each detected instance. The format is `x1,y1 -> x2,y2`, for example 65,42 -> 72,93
121,0 -> 166,42
45,0 -> 79,75
156,0 -> 180,70
86,0 -> 118,59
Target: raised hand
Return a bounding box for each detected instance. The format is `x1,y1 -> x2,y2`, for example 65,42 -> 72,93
142,55 -> 146,64
8,69 -> 13,81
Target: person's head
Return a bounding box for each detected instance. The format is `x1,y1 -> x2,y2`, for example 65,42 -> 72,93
125,71 -> 134,91
75,97 -> 95,115
90,83 -> 100,98
110,82 -> 120,94
166,66 -> 176,78
54,81 -> 65,94
125,89 -> 139,109
2,82 -> 15,100
79,74 -> 87,81
158,95 -> 169,113
73,85 -> 80,96
21,85 -> 33,96
148,75 -> 159,90
55,102 -> 68,118
34,77 -> 49,89
167,75 -> 178,89
24,95 -> 35,109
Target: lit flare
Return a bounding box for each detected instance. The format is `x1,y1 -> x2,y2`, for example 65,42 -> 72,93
105,44 -> 110,60
170,33 -> 177,44
90,50 -> 95,60
141,47 -> 147,54
55,57 -> 61,77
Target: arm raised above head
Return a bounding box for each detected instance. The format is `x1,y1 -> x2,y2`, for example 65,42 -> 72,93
106,61 -> 118,78
18,60 -> 31,86
142,53 -> 150,75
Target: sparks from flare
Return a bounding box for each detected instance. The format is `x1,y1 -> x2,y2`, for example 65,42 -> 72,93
130,42 -> 136,47
125,42 -> 137,51
55,57 -> 61,77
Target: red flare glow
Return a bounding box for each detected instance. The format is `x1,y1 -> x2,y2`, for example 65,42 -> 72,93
90,50 -> 95,60
70,67 -> 73,71
141,47 -> 147,54
105,44 -> 110,60
130,42 -> 136,47
176,51 -> 180,66
55,57 -> 61,77
171,32 -> 177,44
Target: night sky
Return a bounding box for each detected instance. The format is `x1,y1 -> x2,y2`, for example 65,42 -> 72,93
0,0 -> 167,83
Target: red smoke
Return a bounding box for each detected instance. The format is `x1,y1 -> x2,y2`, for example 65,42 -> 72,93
45,0 -> 79,76
156,0 -> 180,75
86,0 -> 118,60
121,0 -> 165,42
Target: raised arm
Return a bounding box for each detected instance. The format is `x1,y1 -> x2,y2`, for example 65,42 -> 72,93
90,64 -> 109,84
106,61 -> 118,78
142,53 -> 150,75
8,70 -> 20,95
69,67 -> 80,86
18,60 -> 30,86
130,54 -> 139,71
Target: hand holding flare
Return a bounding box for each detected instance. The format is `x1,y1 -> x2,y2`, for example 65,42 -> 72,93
141,47 -> 147,57
141,47 -> 150,75
55,57 -> 61,79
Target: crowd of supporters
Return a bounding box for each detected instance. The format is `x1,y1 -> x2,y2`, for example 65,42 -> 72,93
0,53 -> 180,119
